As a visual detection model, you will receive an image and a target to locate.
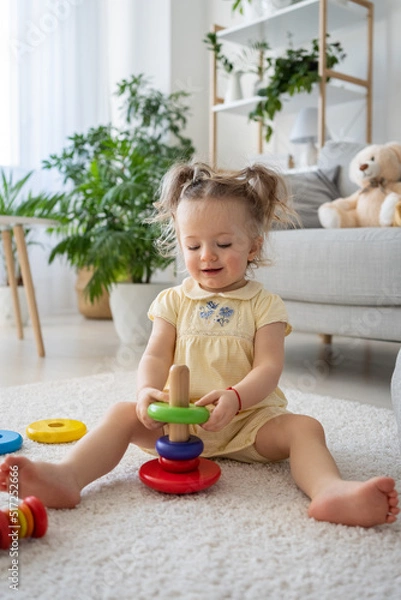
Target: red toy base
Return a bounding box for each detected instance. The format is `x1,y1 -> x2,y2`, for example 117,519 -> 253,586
159,457 -> 200,473
139,457 -> 221,494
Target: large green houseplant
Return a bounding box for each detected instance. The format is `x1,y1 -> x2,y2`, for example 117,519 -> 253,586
42,74 -> 194,327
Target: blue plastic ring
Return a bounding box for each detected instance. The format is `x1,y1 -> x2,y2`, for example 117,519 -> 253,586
0,430 -> 23,455
155,435 -> 204,461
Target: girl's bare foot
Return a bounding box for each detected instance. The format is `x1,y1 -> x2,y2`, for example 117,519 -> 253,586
0,455 -> 81,508
308,476 -> 399,527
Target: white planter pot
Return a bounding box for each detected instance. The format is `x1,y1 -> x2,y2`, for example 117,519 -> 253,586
109,282 -> 171,346
0,286 -> 29,328
225,71 -> 244,104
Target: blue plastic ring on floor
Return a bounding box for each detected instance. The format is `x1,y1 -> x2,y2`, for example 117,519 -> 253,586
0,430 -> 23,455
155,435 -> 204,461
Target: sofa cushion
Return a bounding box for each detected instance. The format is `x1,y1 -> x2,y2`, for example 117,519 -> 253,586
282,300 -> 401,342
259,227 -> 401,306
283,166 -> 340,228
317,140 -> 367,197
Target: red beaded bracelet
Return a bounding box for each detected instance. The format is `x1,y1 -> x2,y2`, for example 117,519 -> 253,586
227,387 -> 242,414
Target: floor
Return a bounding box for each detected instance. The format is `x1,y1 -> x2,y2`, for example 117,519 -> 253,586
0,313 -> 399,410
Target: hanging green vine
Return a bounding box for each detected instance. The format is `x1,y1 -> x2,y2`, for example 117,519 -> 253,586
250,35 -> 346,141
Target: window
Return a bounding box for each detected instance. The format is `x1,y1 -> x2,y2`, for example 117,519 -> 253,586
0,0 -> 18,166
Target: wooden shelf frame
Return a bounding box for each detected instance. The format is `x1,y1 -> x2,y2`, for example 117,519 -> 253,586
209,0 -> 374,168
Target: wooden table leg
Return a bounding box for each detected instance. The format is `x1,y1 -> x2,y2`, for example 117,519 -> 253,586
13,225 -> 45,357
1,229 -> 24,340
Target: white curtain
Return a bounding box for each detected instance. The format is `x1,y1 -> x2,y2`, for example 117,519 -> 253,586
12,0 -> 110,176
1,0 -> 174,316
2,0 -> 114,315
0,1 -> 18,167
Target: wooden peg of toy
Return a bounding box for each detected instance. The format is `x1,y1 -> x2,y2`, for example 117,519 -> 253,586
168,364 -> 191,443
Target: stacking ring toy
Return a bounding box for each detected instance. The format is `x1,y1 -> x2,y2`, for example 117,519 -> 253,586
0,496 -> 48,550
139,365 -> 221,494
24,496 -> 48,538
0,430 -> 23,455
156,435 -> 204,461
0,513 -> 9,550
26,419 -> 87,444
19,502 -> 34,538
148,402 -> 209,425
159,457 -> 200,473
139,458 -> 221,494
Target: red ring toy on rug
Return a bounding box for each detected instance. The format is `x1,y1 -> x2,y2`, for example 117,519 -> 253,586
0,496 -> 48,550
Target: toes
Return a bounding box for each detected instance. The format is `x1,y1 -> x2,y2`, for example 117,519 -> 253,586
386,515 -> 397,524
0,460 -> 11,474
376,477 -> 396,494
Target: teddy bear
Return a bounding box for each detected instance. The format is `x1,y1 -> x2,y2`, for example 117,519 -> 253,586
318,142 -> 401,228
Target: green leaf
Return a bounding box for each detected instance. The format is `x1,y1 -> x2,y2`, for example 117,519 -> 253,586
249,34 -> 346,141
39,73 -> 195,300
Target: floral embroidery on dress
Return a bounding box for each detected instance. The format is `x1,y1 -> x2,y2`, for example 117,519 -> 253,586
199,301 -> 219,320
199,301 -> 234,327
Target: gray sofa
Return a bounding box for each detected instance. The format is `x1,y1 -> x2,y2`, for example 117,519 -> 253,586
391,349 -> 401,449
256,141 -> 401,343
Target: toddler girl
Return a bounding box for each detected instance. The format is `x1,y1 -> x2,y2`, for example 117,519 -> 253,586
0,162 -> 398,527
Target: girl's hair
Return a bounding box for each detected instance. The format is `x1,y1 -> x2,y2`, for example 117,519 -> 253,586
152,161 -> 295,269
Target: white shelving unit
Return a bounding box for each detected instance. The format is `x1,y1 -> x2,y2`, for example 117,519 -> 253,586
209,0 -> 373,167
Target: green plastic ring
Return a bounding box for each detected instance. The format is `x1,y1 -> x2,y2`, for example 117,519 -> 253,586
148,402 -> 209,425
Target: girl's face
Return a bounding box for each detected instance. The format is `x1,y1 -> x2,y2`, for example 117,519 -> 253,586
176,197 -> 262,293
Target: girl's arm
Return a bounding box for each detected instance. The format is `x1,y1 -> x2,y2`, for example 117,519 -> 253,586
136,317 -> 176,429
196,322 -> 286,431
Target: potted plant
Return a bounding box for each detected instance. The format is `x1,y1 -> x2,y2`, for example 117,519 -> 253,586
250,34 -> 346,141
204,32 -> 269,101
41,74 -> 195,342
228,0 -> 264,19
205,29 -> 346,141
228,1 -> 293,18
0,169 -> 59,327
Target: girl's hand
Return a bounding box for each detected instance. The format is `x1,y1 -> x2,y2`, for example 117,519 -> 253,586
136,387 -> 169,430
195,389 -> 239,432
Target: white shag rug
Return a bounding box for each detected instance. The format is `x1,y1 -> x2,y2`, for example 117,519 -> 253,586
0,372 -> 400,600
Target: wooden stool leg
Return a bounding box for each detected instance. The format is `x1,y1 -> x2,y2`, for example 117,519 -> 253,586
1,229 -> 24,339
13,225 -> 45,357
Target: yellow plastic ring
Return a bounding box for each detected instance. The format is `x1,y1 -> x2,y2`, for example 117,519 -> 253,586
26,419 -> 87,444
19,502 -> 34,538
17,508 -> 28,538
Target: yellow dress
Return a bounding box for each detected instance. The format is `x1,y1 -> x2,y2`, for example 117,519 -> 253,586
148,277 -> 292,462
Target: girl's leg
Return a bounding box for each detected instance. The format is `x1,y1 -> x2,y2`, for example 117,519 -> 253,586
255,413 -> 399,527
0,402 -> 161,509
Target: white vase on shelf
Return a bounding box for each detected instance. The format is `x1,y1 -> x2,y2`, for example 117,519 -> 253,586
243,0 -> 270,21
225,71 -> 244,104
271,0 -> 292,9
